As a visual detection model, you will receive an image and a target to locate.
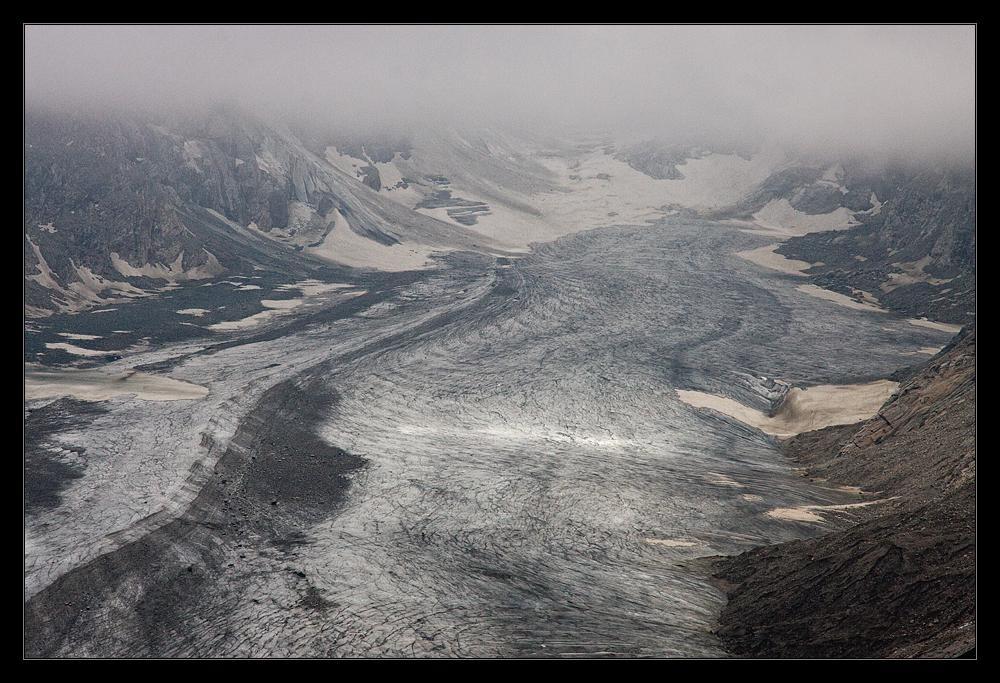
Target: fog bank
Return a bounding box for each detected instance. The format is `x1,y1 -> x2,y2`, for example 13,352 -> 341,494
25,25 -> 975,161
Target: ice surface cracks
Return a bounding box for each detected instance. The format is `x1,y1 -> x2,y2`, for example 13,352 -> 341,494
25,222 -> 956,657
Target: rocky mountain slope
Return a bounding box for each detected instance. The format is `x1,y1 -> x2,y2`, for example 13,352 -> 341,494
24,110 -> 975,658
24,110 -> 506,318
610,140 -> 975,327
761,163 -> 974,326
710,325 -> 976,658
28,109 -> 974,327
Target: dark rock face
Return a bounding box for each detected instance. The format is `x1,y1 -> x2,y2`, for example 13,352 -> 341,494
613,142 -> 710,180
775,165 -> 976,326
415,189 -> 491,226
24,398 -> 106,512
24,113 -> 210,283
712,484 -> 975,658
711,327 -> 976,658
23,110 -> 354,315
359,164 -> 381,191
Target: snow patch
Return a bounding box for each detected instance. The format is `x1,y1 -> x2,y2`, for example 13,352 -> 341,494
25,235 -> 64,293
44,342 -> 110,357
750,198 -> 857,236
457,146 -> 787,248
907,318 -> 963,334
306,208 -> 444,271
738,243 -> 817,276
25,365 -> 209,402
796,284 -> 888,312
58,333 -> 102,340
110,250 -> 226,282
677,380 -> 899,438
767,499 -> 887,523
209,278 -> 364,330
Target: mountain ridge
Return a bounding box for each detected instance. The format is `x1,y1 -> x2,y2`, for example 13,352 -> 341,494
24,110 -> 510,318
710,325 -> 976,658
24,108 -> 975,658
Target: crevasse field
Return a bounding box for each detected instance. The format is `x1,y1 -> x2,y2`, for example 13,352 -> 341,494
25,142 -> 956,657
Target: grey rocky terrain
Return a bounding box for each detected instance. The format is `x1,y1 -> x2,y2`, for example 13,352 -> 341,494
25,110 -> 974,658
710,326 -> 975,658
752,162 -> 974,326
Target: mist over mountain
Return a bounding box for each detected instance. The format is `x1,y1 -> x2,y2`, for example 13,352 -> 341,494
25,25 -> 974,163
24,103 -> 975,331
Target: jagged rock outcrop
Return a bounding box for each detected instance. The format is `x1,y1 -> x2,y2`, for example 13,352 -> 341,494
711,326 -> 976,658
24,110 -> 303,315
24,110 -> 511,318
24,114 -> 214,312
25,112 -> 407,316
613,142 -> 705,180
774,165 -> 976,325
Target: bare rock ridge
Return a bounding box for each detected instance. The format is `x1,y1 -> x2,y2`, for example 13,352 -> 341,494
24,110 -> 318,316
24,109 -> 975,657
24,110 -> 498,318
710,325 -> 976,658
612,142 -> 976,328
772,165 -> 975,326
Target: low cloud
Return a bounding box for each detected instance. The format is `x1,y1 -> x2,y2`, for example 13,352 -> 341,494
25,25 -> 975,161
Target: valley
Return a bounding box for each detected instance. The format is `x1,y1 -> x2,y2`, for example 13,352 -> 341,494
24,112 -> 974,657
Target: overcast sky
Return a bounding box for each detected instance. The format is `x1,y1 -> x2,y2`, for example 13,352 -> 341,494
24,25 -> 975,159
